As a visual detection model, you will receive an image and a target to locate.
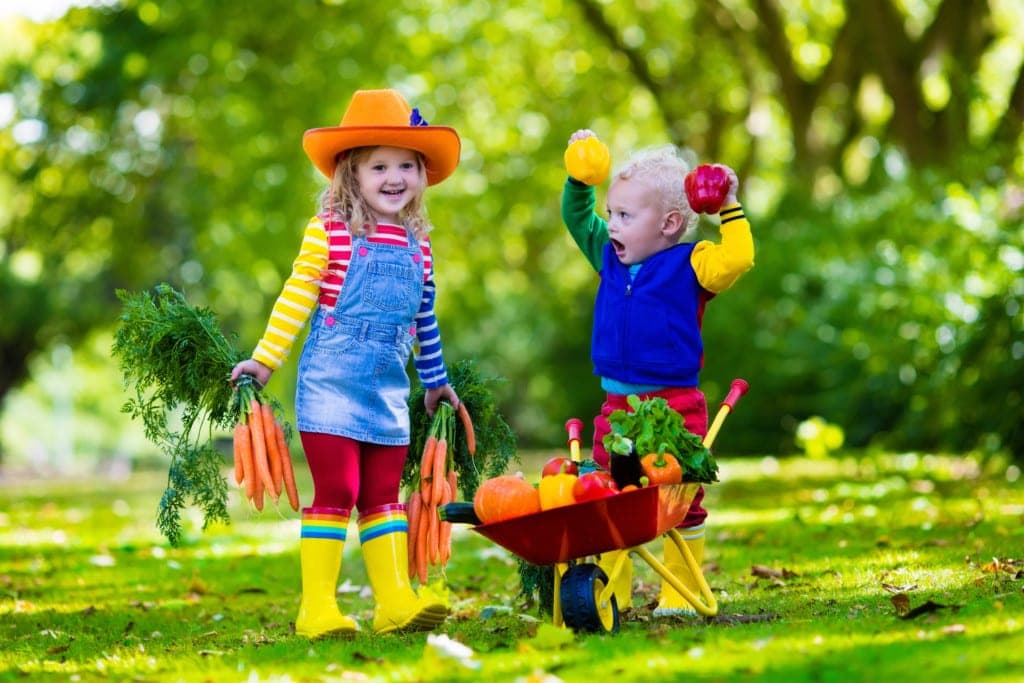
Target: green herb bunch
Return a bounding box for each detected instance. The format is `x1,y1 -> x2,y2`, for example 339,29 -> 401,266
404,359 -> 518,500
112,284 -> 250,545
604,394 -> 719,483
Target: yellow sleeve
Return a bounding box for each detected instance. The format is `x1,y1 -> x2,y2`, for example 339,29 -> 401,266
251,217 -> 328,370
690,203 -> 755,294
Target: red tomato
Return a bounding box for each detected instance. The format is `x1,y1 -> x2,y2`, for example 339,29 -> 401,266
573,472 -> 618,502
684,164 -> 730,214
541,457 -> 579,478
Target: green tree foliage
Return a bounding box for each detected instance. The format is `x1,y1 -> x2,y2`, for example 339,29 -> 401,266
0,0 -> 1021,464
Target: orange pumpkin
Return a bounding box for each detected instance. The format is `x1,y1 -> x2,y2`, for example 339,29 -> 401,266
473,474 -> 541,523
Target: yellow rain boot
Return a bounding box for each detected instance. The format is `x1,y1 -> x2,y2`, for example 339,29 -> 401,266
359,504 -> 448,634
295,508 -> 359,637
653,524 -> 705,618
597,549 -> 633,610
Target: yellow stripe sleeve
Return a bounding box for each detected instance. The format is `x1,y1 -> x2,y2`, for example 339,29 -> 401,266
690,203 -> 755,294
251,217 -> 328,370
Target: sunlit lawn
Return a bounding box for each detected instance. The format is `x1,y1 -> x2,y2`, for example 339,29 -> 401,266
1,451 -> 1022,682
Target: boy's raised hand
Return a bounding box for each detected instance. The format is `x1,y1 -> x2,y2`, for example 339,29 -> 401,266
718,164 -> 740,206
564,129 -> 610,186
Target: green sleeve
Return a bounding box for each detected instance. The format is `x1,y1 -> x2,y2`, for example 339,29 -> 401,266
560,178 -> 608,272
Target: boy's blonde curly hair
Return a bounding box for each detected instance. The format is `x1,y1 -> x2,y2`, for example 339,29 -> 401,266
614,145 -> 699,240
318,146 -> 433,239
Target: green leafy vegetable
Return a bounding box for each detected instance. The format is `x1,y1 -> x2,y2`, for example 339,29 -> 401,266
112,284 -> 280,545
405,359 -> 517,500
602,394 -> 719,483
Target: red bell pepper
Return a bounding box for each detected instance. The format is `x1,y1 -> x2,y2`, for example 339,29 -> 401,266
684,164 -> 730,214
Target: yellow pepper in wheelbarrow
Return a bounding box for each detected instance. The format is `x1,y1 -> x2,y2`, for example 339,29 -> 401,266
538,466 -> 579,510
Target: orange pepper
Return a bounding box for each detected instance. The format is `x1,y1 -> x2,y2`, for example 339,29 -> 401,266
640,451 -> 683,485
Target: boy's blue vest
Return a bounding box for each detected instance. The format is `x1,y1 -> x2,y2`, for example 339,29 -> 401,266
591,242 -> 709,387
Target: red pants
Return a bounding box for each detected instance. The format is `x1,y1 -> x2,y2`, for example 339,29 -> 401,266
592,387 -> 708,528
300,432 -> 407,512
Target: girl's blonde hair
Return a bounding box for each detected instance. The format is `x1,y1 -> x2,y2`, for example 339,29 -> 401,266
614,145 -> 699,240
318,146 -> 433,239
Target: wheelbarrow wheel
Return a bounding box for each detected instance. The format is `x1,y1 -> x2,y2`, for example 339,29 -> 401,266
560,563 -> 620,633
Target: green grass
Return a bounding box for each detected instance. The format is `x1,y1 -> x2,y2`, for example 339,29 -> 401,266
2,451 -> 1022,682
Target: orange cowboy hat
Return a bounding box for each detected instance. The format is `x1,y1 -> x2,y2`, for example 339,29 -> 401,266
302,89 -> 461,185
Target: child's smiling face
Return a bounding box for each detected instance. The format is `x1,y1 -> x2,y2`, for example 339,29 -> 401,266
605,177 -> 678,265
356,146 -> 424,223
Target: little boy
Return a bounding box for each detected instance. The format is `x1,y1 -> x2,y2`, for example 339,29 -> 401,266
561,130 -> 754,616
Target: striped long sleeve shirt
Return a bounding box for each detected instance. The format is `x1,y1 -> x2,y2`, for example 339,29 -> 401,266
252,216 -> 448,388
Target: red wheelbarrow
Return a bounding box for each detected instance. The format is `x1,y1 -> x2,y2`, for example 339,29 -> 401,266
456,379 -> 749,633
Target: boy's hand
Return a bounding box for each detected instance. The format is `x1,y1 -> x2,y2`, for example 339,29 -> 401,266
568,129 -> 597,144
718,164 -> 740,206
564,129 -> 610,186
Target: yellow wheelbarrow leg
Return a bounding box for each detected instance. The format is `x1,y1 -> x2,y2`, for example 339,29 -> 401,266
634,530 -> 718,617
553,562 -> 568,628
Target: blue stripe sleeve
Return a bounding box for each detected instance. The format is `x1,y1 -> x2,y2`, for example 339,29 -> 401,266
414,276 -> 448,389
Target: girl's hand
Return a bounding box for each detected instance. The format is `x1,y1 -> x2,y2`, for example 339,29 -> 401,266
425,383 -> 460,417
231,359 -> 273,388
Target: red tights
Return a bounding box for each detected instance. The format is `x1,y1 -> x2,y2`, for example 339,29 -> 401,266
299,432 -> 407,512
592,387 -> 709,528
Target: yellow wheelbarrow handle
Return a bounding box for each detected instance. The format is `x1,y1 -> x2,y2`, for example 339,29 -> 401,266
703,379 -> 749,450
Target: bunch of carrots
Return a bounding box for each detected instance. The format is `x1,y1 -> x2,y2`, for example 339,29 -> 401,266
407,400 -> 475,584
233,376 -> 300,512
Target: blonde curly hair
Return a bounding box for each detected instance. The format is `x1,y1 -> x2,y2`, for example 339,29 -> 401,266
613,145 -> 698,240
318,146 -> 433,239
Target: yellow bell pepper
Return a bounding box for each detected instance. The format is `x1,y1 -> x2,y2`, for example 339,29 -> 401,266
564,136 -> 611,186
538,471 -> 579,510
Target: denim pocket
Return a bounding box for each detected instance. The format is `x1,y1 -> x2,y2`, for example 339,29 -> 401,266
362,261 -> 416,312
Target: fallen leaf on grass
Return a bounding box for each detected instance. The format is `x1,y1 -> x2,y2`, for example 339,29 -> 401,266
980,557 -> 1022,575
751,565 -> 798,579
882,583 -> 919,593
352,652 -> 384,664
897,599 -> 961,620
522,623 -> 575,651
941,624 -> 966,635
707,612 -> 779,624
890,593 -> 911,615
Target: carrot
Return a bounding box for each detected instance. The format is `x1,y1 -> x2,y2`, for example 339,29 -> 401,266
407,491 -> 422,579
427,500 -> 440,565
236,422 -> 256,501
447,469 -> 459,502
233,422 -> 245,485
415,496 -> 429,584
431,438 -> 447,506
419,435 -> 437,505
275,420 -> 300,512
439,480 -> 453,565
261,403 -> 283,498
252,471 -> 265,511
457,403 -> 476,456
247,398 -> 276,500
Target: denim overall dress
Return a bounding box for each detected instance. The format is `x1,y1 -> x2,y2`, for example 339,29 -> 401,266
295,229 -> 424,446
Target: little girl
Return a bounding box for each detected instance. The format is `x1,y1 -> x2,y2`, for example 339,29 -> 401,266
231,89 -> 461,637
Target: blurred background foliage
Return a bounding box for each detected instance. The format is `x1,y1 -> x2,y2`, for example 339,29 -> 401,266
0,0 -> 1021,473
